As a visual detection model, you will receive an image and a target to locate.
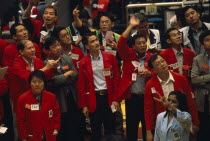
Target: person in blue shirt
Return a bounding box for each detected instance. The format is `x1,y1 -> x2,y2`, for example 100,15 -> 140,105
154,90 -> 192,141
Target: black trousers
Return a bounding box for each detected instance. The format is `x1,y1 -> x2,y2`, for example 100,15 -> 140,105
125,94 -> 146,141
89,94 -> 115,141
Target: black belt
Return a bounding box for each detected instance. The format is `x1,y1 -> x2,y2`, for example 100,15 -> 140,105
132,92 -> 144,96
96,90 -> 108,95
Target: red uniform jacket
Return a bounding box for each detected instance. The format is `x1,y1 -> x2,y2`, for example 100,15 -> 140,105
0,76 -> 8,121
117,36 -> 153,101
8,57 -> 55,113
71,45 -> 85,71
160,47 -> 196,79
78,51 -> 120,112
144,71 -> 199,130
17,90 -> 60,141
2,42 -> 42,68
0,39 -> 10,66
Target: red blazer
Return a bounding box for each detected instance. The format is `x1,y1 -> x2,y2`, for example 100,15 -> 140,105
2,42 -> 42,68
0,39 -> 10,66
144,71 -> 199,130
8,57 -> 55,113
78,51 -> 120,112
0,76 -> 8,121
160,47 -> 196,79
17,90 -> 60,141
117,36 -> 153,101
29,17 -> 43,40
71,45 -> 85,71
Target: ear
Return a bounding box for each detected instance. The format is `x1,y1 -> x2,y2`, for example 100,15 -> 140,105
85,44 -> 89,50
111,22 -> 114,28
13,35 -> 17,40
201,44 -> 204,48
166,39 -> 171,44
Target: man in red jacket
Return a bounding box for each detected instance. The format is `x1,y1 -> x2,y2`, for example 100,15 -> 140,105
117,15 -> 152,141
144,54 -> 199,141
160,28 -> 196,79
78,32 -> 120,141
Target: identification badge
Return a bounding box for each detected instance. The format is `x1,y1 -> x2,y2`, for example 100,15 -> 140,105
172,62 -> 179,70
151,87 -> 156,93
62,65 -> 69,70
171,129 -> 180,140
149,43 -> 157,49
103,69 -> 111,76
201,64 -> 209,70
71,54 -> 79,60
25,104 -> 31,110
132,73 -> 137,81
182,65 -> 190,70
49,110 -> 53,118
72,36 -> 79,41
31,104 -> 39,111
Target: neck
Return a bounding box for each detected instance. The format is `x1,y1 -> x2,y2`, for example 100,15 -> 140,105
191,20 -> 202,31
62,44 -> 72,54
22,56 -> 33,63
157,70 -> 169,81
90,51 -> 100,59
137,52 -> 146,58
172,44 -> 182,52
45,24 -> 54,30
102,31 -> 107,36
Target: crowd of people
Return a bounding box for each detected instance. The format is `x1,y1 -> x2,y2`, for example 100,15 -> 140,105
0,0 -> 210,141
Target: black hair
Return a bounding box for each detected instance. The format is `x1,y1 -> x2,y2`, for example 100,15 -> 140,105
98,12 -> 115,22
28,70 -> 47,88
199,30 -> 210,45
43,36 -> 58,50
164,27 -> 179,40
17,40 -> 31,51
148,53 -> 161,70
82,32 -> 96,46
51,26 -> 66,41
182,5 -> 201,17
164,91 -> 188,118
131,34 -> 147,45
43,5 -> 57,16
135,13 -> 148,23
10,23 -> 25,37
79,8 -> 90,19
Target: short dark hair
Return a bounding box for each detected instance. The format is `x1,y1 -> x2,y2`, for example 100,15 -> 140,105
148,53 -> 162,69
164,27 -> 179,40
98,12 -> 115,22
52,26 -> 66,40
169,91 -> 188,112
43,5 -> 57,16
182,5 -> 201,17
43,36 -> 58,50
10,23 -> 25,37
28,70 -> 47,88
82,32 -> 96,46
131,34 -> 147,45
199,30 -> 210,45
79,8 -> 91,19
17,40 -> 31,51
135,13 -> 148,23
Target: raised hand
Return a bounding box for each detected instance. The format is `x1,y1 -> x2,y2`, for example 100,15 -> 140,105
129,15 -> 140,27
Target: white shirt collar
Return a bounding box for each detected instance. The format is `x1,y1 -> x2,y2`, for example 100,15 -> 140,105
157,71 -> 175,84
172,47 -> 183,55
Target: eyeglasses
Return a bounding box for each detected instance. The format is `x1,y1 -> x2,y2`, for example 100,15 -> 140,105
31,81 -> 44,84
100,20 -> 111,25
170,32 -> 182,38
60,33 -> 70,39
154,59 -> 165,66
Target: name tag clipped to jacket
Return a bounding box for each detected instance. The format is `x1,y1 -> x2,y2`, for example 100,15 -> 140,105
151,87 -> 156,93
171,129 -> 180,140
71,53 -> 79,60
132,73 -> 137,81
31,104 -> 39,111
49,110 -> 53,118
201,64 -> 209,70
103,68 -> 111,76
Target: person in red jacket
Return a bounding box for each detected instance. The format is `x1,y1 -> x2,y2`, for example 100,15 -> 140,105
2,23 -> 42,68
52,26 -> 84,71
117,15 -> 152,141
144,54 -> 199,141
160,28 -> 196,80
78,32 -> 120,140
16,70 -> 60,141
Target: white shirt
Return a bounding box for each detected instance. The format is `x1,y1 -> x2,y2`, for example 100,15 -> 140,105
157,71 -> 175,98
22,57 -> 34,71
90,51 -> 107,91
172,48 -> 183,75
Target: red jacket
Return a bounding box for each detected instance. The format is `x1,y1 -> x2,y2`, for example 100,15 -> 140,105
117,36 -> 153,100
160,47 -> 196,79
8,57 -> 55,113
78,51 -> 120,112
2,42 -> 42,68
0,76 -> 8,121
71,45 -> 85,71
0,39 -> 10,66
144,71 -> 199,130
16,90 -> 60,141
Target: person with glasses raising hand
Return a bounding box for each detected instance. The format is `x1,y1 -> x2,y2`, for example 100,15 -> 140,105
144,54 -> 199,141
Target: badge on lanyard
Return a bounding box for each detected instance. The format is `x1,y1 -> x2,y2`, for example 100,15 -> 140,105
151,87 -> 156,93
71,54 -> 79,60
171,129 -> 180,140
49,110 -> 53,118
72,36 -> 79,41
62,65 -> 69,70
77,62 -> 80,69
31,104 -> 39,111
103,68 -> 111,76
132,73 -> 137,81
